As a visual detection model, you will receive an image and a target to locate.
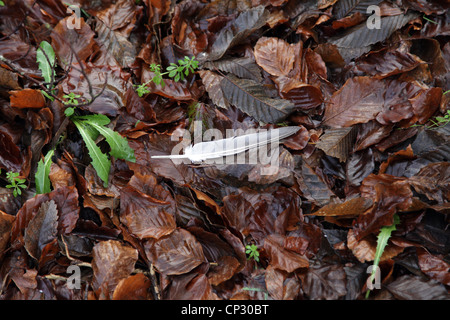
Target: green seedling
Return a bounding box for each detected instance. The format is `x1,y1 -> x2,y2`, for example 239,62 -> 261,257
245,244 -> 260,263
35,149 -> 55,194
63,92 -> 81,117
366,214 -> 400,299
135,56 -> 199,97
411,110 -> 450,130
6,171 -> 27,197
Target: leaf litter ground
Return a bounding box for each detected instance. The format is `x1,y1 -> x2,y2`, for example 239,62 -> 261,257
0,0 -> 448,300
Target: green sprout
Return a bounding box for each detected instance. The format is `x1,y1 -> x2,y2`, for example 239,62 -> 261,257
245,244 -> 260,262
6,171 -> 27,197
411,110 -> 450,130
63,92 -> 81,117
135,56 -> 199,97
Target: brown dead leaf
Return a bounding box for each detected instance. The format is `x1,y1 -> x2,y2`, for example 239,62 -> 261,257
112,273 -> 153,300
254,37 -> 296,77
24,200 -> 58,261
311,197 -> 373,218
0,210 -> 14,259
265,265 -> 301,300
92,240 -> 138,298
264,234 -> 309,272
10,89 -> 46,109
144,228 -> 206,275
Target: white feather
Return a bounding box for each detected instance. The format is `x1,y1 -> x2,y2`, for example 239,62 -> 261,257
151,126 -> 300,163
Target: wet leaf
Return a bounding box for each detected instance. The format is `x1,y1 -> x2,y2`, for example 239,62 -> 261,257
302,262 -> 347,300
0,211 -> 14,259
323,77 -> 422,127
386,275 -> 449,300
296,162 -> 336,206
408,162 -> 450,203
346,148 -> 375,186
92,240 -> 138,297
198,70 -> 229,109
112,274 -> 153,300
94,0 -> 139,68
311,197 -> 373,217
24,200 -> 58,260
416,248 -> 450,286
264,234 -> 309,272
347,229 -> 405,263
351,48 -> 423,79
204,57 -> 262,82
221,74 -> 296,123
165,272 -> 219,300
9,89 -> 46,109
51,16 -> 95,67
145,228 -> 207,275
354,175 -> 413,240
254,37 -> 296,77
315,127 -> 356,162
330,13 -> 418,61
205,6 -> 268,61
120,185 -> 176,240
265,265 -> 301,300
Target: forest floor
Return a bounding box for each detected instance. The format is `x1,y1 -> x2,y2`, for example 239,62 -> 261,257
0,0 -> 448,300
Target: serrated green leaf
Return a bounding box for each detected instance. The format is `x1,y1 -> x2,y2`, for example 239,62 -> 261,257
84,121 -> 136,162
35,149 -> 55,194
366,214 -> 400,298
36,41 -> 56,85
73,119 -> 111,187
72,114 -> 111,126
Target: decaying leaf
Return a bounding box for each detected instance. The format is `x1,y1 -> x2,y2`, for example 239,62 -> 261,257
144,228 -> 207,275
315,127 -> 357,162
24,200 -> 58,260
92,240 -> 138,297
221,74 -> 297,123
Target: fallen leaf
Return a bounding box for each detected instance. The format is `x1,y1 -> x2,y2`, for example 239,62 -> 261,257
24,200 -> 58,260
416,248 -> 450,286
302,262 -> 347,300
112,274 -> 153,300
144,228 -> 206,275
254,37 -> 296,77
92,240 -> 138,297
386,275 -> 449,300
408,162 -> 450,203
264,234 -> 309,272
10,89 -> 46,109
311,197 -> 373,217
315,127 -> 356,162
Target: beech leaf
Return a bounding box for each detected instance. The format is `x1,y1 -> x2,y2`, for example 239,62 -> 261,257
220,74 -> 296,123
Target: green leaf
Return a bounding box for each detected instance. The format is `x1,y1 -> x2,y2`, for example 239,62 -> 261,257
73,119 -> 111,187
36,41 -> 56,85
35,149 -> 55,194
84,121 -> 136,162
72,114 -> 111,126
64,107 -> 75,117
